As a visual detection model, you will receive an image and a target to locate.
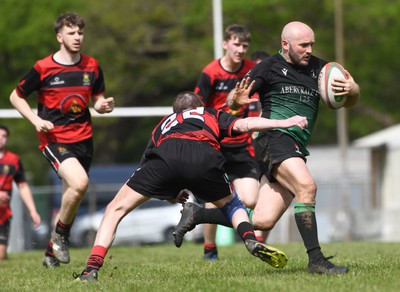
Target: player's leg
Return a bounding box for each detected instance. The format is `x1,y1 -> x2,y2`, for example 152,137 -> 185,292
212,193 -> 287,268
232,177 -> 266,241
251,175 -> 294,232
49,157 -> 89,264
0,244 -> 6,260
75,184 -> 150,282
274,157 -> 348,274
0,220 -> 10,260
202,204 -> 219,260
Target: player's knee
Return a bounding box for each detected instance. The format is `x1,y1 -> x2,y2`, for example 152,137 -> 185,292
240,196 -> 257,209
219,193 -> 245,221
252,217 -> 276,231
72,177 -> 89,195
296,179 -> 317,202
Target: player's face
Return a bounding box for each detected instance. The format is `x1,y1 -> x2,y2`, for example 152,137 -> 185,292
0,129 -> 8,150
287,37 -> 314,67
57,25 -> 84,53
223,36 -> 249,64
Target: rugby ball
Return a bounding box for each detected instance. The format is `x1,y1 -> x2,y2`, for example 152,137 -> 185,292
318,62 -> 347,109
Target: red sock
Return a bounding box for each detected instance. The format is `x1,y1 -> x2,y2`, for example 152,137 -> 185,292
204,243 -> 217,250
86,245 -> 108,272
256,236 -> 264,243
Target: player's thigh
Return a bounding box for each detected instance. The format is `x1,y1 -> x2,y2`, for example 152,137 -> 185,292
106,184 -> 149,215
58,157 -> 89,191
232,177 -> 259,208
274,157 -> 316,202
252,175 -> 293,229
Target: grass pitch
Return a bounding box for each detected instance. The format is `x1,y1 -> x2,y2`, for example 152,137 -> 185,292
1,241 -> 399,291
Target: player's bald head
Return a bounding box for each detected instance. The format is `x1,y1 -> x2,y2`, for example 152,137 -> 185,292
281,21 -> 314,43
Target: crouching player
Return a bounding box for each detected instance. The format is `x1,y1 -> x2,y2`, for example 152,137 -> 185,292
74,89 -> 307,282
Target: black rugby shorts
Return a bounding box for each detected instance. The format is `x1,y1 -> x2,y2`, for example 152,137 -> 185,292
254,131 -> 306,182
220,145 -> 259,181
42,137 -> 93,174
127,139 -> 232,202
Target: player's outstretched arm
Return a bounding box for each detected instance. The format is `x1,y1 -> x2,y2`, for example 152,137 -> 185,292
233,115 -> 308,133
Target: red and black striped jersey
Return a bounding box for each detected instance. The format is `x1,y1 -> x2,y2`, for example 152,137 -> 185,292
151,107 -> 239,151
15,54 -> 105,150
0,150 -> 25,194
0,150 -> 26,224
194,58 -> 256,148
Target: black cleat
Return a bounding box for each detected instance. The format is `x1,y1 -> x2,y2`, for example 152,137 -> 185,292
73,270 -> 98,282
308,256 -> 349,274
42,255 -> 60,268
245,239 -> 288,268
173,202 -> 202,248
203,249 -> 218,261
51,231 -> 70,263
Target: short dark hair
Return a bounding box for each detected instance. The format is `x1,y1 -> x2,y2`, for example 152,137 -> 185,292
0,125 -> 10,136
54,13 -> 85,34
251,51 -> 269,62
224,24 -> 251,43
172,91 -> 203,113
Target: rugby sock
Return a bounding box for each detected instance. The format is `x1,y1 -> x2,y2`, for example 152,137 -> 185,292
247,208 -> 268,242
84,245 -> 108,273
44,240 -> 55,257
204,243 -> 218,257
246,208 -> 254,223
191,207 -> 232,227
294,202 -> 323,261
236,222 -> 257,242
55,219 -> 73,236
256,235 -> 265,242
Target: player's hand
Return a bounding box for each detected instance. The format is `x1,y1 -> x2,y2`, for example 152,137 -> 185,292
285,115 -> 308,130
94,96 -> 114,113
0,191 -> 10,204
31,212 -> 41,228
34,119 -> 54,133
99,97 -> 115,113
227,77 -> 258,109
168,189 -> 191,204
332,70 -> 357,97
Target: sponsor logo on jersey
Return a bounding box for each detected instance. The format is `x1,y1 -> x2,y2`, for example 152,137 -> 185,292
281,68 -> 288,76
50,76 -> 65,86
215,81 -> 229,91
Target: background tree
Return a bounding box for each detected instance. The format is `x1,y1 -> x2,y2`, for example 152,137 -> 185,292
1,0 -> 399,184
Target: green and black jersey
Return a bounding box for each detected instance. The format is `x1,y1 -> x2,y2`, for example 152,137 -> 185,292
248,52 -> 327,156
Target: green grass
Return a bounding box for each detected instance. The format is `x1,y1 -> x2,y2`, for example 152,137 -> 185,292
1,241 -> 399,291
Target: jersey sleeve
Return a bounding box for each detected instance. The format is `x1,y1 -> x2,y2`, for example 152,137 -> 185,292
13,159 -> 27,184
194,72 -> 212,105
92,66 -> 106,96
217,111 -> 240,138
16,67 -> 41,98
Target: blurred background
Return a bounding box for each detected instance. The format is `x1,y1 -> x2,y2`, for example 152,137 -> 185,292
2,0 -> 400,251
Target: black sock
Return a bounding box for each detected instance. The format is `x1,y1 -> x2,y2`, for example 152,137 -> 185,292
236,222 -> 257,242
55,220 -> 72,237
195,208 -> 232,227
294,202 -> 323,262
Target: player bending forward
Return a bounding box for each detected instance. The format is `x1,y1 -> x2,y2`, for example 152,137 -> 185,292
74,88 -> 307,282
